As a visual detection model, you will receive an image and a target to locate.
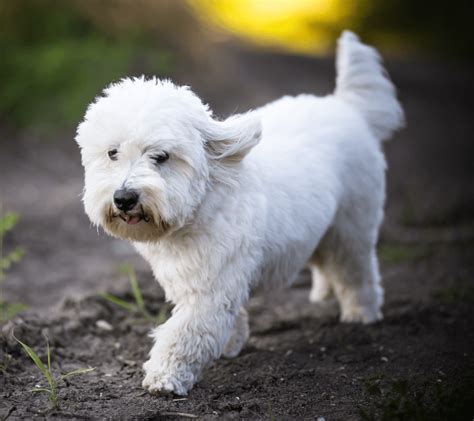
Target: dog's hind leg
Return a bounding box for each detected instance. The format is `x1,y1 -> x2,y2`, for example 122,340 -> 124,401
308,259 -> 333,303
314,220 -> 383,324
332,245 -> 383,324
222,307 -> 249,358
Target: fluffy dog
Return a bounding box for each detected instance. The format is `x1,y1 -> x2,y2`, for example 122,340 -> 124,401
75,31 -> 404,395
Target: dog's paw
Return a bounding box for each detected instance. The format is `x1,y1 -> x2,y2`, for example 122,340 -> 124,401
142,360 -> 192,396
340,306 -> 382,324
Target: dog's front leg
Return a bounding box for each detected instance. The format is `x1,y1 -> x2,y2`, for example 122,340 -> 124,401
142,294 -> 238,395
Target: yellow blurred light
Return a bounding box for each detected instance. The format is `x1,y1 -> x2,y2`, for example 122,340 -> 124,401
189,0 -> 358,55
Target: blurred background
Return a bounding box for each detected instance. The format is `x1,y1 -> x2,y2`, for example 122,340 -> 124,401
1,0 -> 473,312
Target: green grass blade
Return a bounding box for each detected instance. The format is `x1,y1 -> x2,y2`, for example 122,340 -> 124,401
129,269 -> 146,313
119,264 -> 146,313
118,263 -> 132,276
15,337 -> 54,390
59,367 -> 95,382
0,212 -> 19,233
46,336 -> 51,371
99,292 -> 136,312
156,305 -> 170,325
0,248 -> 25,271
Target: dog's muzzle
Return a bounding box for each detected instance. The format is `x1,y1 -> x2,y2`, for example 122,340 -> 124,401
112,188 -> 148,225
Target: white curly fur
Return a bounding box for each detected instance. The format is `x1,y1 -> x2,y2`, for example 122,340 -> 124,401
75,32 -> 404,395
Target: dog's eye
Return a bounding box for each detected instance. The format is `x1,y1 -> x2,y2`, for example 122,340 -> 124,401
108,149 -> 118,161
152,152 -> 169,165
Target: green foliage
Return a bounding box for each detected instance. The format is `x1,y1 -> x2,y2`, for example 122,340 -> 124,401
362,373 -> 383,397
100,264 -> 169,324
0,212 -> 26,322
0,247 -> 24,279
360,375 -> 474,421
0,212 -> 21,234
360,378 -> 426,420
15,335 -> 94,409
0,0 -> 171,132
433,286 -> 474,304
378,243 -> 431,265
0,302 -> 27,323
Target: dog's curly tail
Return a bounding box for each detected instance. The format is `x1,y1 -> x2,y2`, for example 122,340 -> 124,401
335,31 -> 405,142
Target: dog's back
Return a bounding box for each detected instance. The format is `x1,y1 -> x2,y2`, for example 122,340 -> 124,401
247,32 -> 404,324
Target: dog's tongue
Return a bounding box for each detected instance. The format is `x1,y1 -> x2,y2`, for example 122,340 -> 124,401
123,214 -> 141,225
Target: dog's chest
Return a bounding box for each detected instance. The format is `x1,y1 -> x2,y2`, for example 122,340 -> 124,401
133,239 -> 221,300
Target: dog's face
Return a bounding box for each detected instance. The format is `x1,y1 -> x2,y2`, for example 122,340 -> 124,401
75,78 -> 261,242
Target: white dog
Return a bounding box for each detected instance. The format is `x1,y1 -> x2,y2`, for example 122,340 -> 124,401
75,32 -> 404,395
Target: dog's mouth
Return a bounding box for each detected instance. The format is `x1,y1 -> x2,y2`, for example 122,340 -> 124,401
114,206 -> 150,226
119,213 -> 142,225
105,204 -> 171,241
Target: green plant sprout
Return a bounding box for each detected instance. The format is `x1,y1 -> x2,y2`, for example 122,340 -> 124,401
15,335 -> 94,409
100,264 -> 169,324
0,211 -> 26,322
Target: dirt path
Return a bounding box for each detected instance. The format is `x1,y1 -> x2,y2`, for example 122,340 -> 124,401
1,242 -> 473,419
1,50 -> 474,419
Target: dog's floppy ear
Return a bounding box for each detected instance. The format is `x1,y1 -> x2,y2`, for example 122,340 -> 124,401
203,112 -> 262,166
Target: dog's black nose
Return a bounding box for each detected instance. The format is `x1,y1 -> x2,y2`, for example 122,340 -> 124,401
113,189 -> 139,212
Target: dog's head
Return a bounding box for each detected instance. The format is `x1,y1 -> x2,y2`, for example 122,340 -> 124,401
75,78 -> 261,242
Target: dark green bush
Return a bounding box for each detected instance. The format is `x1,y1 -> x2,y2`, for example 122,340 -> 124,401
0,0 -> 171,132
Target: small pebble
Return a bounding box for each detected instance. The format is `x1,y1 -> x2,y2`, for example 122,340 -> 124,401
96,320 -> 113,331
